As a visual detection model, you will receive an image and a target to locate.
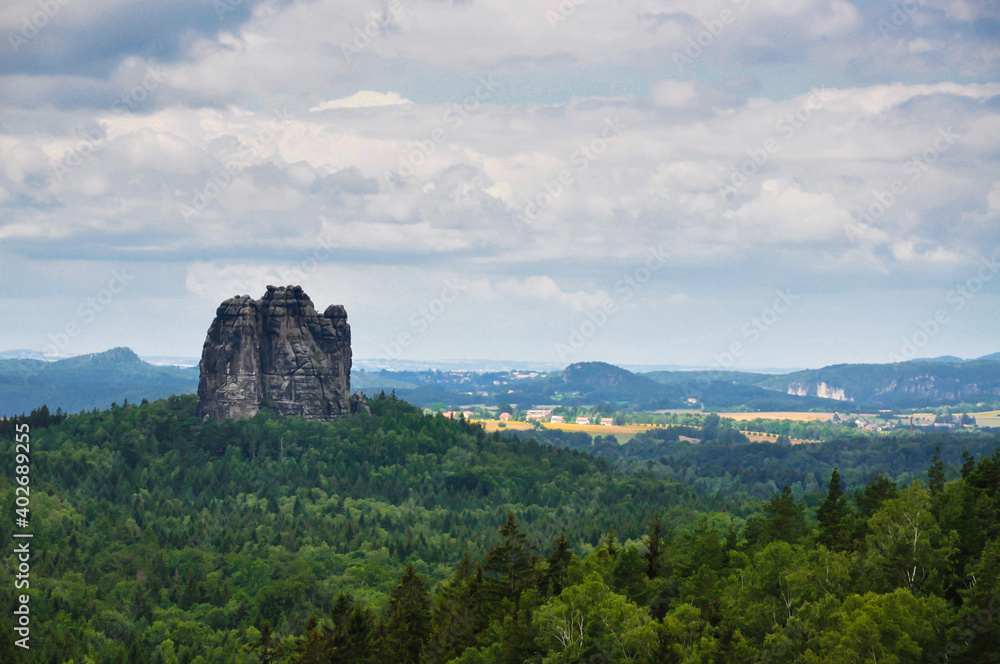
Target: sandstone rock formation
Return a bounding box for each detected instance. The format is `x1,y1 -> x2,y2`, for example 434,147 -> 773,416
195,285 -> 365,421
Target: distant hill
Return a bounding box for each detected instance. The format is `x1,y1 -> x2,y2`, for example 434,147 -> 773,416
911,355 -> 968,364
4,348 -> 998,415
498,362 -> 847,411
755,360 -> 1000,407
644,359 -> 1000,408
555,361 -> 680,403
0,347 -> 199,417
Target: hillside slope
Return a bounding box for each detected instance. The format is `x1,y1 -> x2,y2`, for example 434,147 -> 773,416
0,347 -> 198,416
757,360 -> 1000,406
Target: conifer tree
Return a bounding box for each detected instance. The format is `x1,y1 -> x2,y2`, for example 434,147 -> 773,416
749,486 -> 807,545
543,533 -> 572,596
928,447 -> 946,495
245,621 -> 283,664
605,526 -> 618,557
483,513 -> 537,602
644,515 -> 664,579
817,468 -> 851,550
382,565 -> 432,664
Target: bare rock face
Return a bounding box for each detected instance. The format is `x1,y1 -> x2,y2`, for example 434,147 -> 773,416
195,285 -> 362,421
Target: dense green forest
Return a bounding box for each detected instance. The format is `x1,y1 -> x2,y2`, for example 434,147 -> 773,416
516,418 -> 1000,499
1,395 -> 998,663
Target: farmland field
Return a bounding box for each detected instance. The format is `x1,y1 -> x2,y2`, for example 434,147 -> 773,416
716,411 -> 836,422
973,410 -> 1000,427
472,419 -> 660,442
473,419 -> 657,434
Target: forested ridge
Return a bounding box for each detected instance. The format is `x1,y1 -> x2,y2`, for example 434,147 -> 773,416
0,395 -> 998,663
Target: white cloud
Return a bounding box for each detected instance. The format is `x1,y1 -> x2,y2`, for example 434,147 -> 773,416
309,91 -> 412,111
723,179 -> 852,243
494,276 -> 611,312
1,0 -> 998,364
650,80 -> 698,109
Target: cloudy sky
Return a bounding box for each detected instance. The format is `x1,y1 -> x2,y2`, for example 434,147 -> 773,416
1,0 -> 999,370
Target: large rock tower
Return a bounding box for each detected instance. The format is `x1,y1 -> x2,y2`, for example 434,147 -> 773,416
194,285 -> 364,421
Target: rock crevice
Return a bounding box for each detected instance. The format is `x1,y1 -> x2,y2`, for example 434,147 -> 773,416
195,285 -> 362,421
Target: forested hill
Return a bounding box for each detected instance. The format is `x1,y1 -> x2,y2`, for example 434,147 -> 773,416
646,358 -> 1000,408
2,395 -> 999,663
0,393 -> 702,663
0,347 -> 198,417
756,359 -> 1000,406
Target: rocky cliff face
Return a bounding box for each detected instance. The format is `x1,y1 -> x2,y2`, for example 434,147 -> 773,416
786,381 -> 850,401
195,285 -> 365,421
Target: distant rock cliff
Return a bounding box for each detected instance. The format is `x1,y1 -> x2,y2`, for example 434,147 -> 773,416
195,285 -> 366,421
760,361 -> 1000,407
786,381 -> 849,401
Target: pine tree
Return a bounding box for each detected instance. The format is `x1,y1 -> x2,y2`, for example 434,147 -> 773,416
289,592 -> 376,664
543,533 -> 572,596
483,513 -> 537,603
928,447 -> 946,495
854,474 -> 898,518
423,552 -> 487,664
852,473 -> 898,543
496,592 -> 544,664
817,468 -> 851,550
960,449 -> 977,478
644,515 -> 664,579
605,526 -> 618,557
245,620 -> 283,664
382,565 -> 432,664
758,486 -> 807,544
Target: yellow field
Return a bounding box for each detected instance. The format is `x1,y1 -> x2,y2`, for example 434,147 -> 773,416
473,419 -> 821,444
474,420 -> 657,435
973,410 -> 1000,426
471,408 -> 999,443
718,412 -> 835,422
